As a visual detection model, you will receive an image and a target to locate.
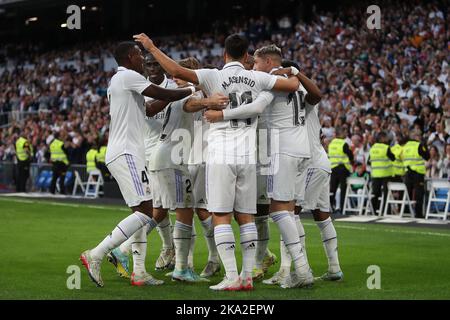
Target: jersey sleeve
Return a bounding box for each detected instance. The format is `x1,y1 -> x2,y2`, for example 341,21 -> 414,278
122,70 -> 152,94
255,71 -> 277,91
194,69 -> 219,95
222,91 -> 274,120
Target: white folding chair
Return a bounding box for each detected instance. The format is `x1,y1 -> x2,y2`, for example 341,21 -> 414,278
364,184 -> 385,216
425,180 -> 450,220
72,170 -> 86,196
342,177 -> 370,215
383,182 -> 415,218
84,170 -> 104,198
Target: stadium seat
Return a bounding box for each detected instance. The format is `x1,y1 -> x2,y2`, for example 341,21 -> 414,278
64,171 -> 74,187
342,177 -> 370,215
425,181 -> 450,220
35,170 -> 51,189
383,182 -> 415,218
43,173 -> 53,191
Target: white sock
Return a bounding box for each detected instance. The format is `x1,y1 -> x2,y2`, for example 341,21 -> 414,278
157,215 -> 174,250
173,220 -> 192,271
90,212 -> 156,261
279,235 -> 291,272
271,211 -> 309,274
130,226 -> 147,275
118,236 -> 132,256
214,224 -> 238,279
292,213 -> 308,265
317,217 -> 341,273
200,216 -> 219,263
188,222 -> 196,269
239,222 -> 257,280
254,215 -> 269,270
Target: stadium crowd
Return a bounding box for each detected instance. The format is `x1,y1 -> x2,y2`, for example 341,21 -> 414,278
0,1 -> 449,177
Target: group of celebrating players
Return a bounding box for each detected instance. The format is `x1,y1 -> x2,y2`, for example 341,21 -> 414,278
80,32 -> 343,291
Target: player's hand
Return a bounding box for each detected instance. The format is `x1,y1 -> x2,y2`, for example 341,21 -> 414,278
204,110 -> 224,123
133,33 -> 155,51
271,67 -> 293,76
207,93 -> 229,109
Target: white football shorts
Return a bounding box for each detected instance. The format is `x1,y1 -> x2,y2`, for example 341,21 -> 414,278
267,153 -> 309,202
296,167 -> 331,212
107,154 -> 152,207
206,162 -> 257,214
188,164 -> 208,209
151,167 -> 193,210
257,164 -> 270,205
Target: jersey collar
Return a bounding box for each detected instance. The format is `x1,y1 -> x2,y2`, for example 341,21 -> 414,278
223,61 -> 245,70
117,66 -> 127,72
269,66 -> 282,74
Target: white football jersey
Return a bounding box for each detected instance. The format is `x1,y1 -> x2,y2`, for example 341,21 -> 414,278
305,103 -> 331,173
144,75 -> 177,160
194,62 -> 277,159
106,66 -> 151,164
265,68 -> 310,158
188,92 -> 210,165
148,95 -> 194,171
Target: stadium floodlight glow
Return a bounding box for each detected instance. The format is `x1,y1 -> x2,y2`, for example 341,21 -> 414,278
91,6 -> 98,11
61,23 -> 67,28
81,6 -> 86,10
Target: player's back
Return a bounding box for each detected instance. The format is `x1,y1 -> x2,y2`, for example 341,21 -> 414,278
195,62 -> 277,159
265,72 -> 310,158
106,67 -> 149,164
149,96 -> 193,171
305,103 -> 331,172
144,76 -> 178,159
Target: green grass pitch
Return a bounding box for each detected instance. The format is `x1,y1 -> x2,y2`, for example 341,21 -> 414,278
1,197 -> 450,300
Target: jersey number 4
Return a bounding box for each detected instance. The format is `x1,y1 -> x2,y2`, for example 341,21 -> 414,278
229,91 -> 253,128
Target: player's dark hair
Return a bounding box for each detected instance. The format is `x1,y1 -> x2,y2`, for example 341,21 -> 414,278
281,59 -> 301,70
224,34 -> 249,60
114,41 -> 137,65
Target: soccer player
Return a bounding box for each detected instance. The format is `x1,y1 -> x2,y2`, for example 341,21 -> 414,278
149,57 -> 229,282
107,53 -> 179,278
204,47 -> 315,289
242,55 -> 277,281
264,61 -> 343,284
80,42 -> 196,287
134,33 -> 301,290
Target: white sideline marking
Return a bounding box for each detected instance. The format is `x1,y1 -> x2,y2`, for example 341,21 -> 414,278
337,216 -> 380,223
301,222 -> 450,238
0,197 -> 129,212
2,197 -> 450,238
375,218 -> 412,224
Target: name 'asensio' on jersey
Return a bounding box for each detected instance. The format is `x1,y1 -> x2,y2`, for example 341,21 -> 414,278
222,76 -> 256,90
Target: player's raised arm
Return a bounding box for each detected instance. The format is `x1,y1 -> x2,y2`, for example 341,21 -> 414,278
145,100 -> 171,117
183,92 -> 229,113
272,63 -> 322,105
271,75 -> 301,93
134,33 -> 199,84
142,83 -> 194,102
204,91 -> 273,123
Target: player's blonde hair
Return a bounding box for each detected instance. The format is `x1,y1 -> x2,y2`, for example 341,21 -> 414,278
178,57 -> 200,70
254,45 -> 282,61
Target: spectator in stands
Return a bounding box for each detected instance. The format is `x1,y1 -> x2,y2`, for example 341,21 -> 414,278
437,144 -> 450,179
425,146 -> 441,178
